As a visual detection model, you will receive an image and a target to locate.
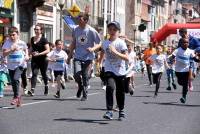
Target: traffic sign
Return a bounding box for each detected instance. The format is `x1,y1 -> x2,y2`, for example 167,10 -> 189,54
68,4 -> 81,17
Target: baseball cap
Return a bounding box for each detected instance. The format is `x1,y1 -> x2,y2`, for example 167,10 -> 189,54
107,21 -> 121,30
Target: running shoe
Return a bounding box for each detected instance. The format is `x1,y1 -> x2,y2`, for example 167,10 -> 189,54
54,90 -> 60,98
103,111 -> 113,120
166,86 -> 171,91
172,83 -> 177,90
10,97 -> 18,105
102,85 -> 106,90
44,86 -> 48,95
24,88 -> 29,95
80,96 -> 87,101
61,82 -> 66,90
180,97 -> 186,104
76,89 -> 82,98
118,110 -> 126,121
16,96 -> 21,107
28,88 -> 35,96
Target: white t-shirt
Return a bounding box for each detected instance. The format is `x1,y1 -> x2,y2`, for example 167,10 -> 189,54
2,39 -> 27,70
172,47 -> 195,72
125,51 -> 136,77
150,54 -> 166,73
102,38 -> 128,76
47,49 -> 68,71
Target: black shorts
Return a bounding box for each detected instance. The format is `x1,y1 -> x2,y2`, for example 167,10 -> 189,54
54,71 -> 64,78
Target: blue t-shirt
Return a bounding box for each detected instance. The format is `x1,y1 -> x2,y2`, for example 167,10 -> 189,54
103,38 -> 128,76
72,25 -> 101,61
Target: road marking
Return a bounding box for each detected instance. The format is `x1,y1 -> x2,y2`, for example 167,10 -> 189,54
22,100 -> 50,106
21,92 -> 102,107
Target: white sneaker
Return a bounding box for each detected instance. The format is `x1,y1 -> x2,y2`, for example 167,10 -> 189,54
24,89 -> 29,95
102,86 -> 106,90
87,85 -> 91,89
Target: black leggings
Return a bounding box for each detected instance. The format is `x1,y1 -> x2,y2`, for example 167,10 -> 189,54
146,64 -> 153,85
153,72 -> 162,95
175,72 -> 189,98
105,72 -> 125,111
21,68 -> 27,89
31,59 -> 48,89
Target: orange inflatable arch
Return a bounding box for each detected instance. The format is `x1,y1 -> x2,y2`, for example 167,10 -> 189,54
151,23 -> 200,43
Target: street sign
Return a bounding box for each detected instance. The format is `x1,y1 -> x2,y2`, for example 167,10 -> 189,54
68,4 -> 81,17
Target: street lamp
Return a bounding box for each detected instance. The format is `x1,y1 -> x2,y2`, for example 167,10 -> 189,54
131,24 -> 138,49
58,0 -> 65,40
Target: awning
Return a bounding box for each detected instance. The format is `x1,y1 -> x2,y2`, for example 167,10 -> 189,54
63,15 -> 77,29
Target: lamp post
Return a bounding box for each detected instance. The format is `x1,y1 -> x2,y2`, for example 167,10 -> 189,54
131,24 -> 138,49
58,0 -> 65,40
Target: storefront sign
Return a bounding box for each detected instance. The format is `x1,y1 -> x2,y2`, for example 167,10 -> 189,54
0,0 -> 13,9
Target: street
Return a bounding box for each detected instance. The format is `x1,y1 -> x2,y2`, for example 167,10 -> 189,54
0,74 -> 200,134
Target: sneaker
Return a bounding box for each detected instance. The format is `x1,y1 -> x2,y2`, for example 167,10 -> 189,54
80,96 -> 87,101
61,82 -> 66,90
154,92 -> 158,98
166,86 -> 171,91
44,86 -> 48,95
24,88 -> 29,95
28,88 -> 35,96
180,97 -> 186,104
16,96 -> 21,107
129,89 -> 134,96
118,110 -> 125,121
172,83 -> 177,90
129,85 -> 134,96
102,85 -> 106,90
10,97 -> 18,105
189,85 -> 193,91
87,85 -> 91,89
76,89 -> 82,98
103,111 -> 113,120
54,90 -> 60,98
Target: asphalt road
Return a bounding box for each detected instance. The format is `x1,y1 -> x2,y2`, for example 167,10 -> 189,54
0,73 -> 200,134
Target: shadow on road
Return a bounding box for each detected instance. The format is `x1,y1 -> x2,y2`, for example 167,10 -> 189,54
142,90 -> 181,94
143,101 -> 200,107
54,118 -> 111,125
22,98 -> 79,101
77,107 -> 106,111
129,95 -> 152,98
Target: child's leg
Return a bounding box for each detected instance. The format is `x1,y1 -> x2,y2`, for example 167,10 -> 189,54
0,81 -> 5,98
188,79 -> 193,91
154,73 -> 162,96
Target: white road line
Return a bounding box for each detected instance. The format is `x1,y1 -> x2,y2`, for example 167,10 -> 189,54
22,100 -> 50,106
21,92 -> 102,107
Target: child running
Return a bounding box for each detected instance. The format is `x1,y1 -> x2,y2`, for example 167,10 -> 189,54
170,38 -> 200,103
2,27 -> 29,106
99,21 -> 129,121
150,45 -> 168,97
166,46 -> 176,91
47,39 -> 68,98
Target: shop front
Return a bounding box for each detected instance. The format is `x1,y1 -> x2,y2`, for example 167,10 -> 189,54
0,0 -> 14,45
